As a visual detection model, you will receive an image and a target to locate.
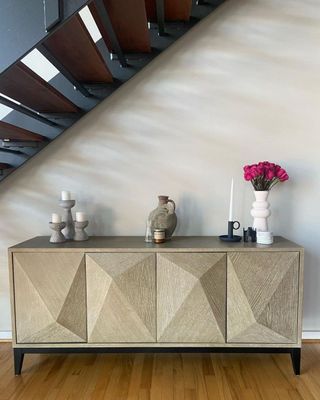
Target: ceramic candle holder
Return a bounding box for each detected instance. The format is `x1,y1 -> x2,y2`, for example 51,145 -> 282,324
219,220 -> 242,242
59,199 -> 75,240
49,222 -> 66,243
74,220 -> 89,241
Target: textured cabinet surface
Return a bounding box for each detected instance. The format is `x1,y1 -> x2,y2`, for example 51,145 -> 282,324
13,252 -> 86,344
86,252 -> 156,343
157,253 -> 226,343
9,236 -> 304,349
227,252 -> 300,344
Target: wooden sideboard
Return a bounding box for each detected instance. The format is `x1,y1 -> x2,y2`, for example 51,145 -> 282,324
8,236 -> 304,375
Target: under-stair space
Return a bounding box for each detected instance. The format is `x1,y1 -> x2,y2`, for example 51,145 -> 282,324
0,0 -> 225,182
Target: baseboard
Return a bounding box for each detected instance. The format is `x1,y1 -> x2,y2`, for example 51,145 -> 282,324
302,331 -> 320,340
1,331 -> 320,341
0,331 -> 12,340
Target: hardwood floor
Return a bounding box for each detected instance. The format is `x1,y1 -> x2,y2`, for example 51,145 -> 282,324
1,343 -> 320,399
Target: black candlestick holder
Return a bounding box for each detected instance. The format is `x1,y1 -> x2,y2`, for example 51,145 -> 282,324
219,220 -> 242,242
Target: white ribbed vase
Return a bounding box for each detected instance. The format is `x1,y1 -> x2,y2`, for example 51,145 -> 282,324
250,190 -> 271,232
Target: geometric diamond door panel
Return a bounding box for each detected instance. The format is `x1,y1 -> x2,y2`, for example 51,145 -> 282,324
157,253 -> 226,343
13,253 -> 86,343
86,253 -> 156,343
227,252 -> 299,344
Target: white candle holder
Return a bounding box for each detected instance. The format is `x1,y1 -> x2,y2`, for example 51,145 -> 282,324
74,220 -> 89,241
49,222 -> 66,243
59,199 -> 75,240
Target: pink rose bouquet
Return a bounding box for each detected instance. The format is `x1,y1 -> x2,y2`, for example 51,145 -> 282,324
243,161 -> 289,191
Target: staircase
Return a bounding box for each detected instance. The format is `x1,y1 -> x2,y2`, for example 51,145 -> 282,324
0,0 -> 225,181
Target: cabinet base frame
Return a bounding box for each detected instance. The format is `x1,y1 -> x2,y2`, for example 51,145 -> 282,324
13,346 -> 301,376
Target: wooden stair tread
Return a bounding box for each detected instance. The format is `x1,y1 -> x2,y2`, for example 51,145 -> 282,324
0,62 -> 79,113
0,162 -> 12,169
0,0 -> 225,183
145,0 -> 192,21
43,15 -> 113,84
90,0 -> 151,53
0,121 -> 46,141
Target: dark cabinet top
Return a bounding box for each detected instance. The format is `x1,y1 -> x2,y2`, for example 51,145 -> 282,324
9,236 -> 303,253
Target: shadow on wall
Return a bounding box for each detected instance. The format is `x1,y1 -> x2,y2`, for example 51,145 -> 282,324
82,202 -> 115,236
175,194 -> 205,236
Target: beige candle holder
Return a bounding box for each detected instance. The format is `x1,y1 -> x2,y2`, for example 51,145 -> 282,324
74,220 -> 89,241
59,199 -> 75,240
49,222 -> 66,243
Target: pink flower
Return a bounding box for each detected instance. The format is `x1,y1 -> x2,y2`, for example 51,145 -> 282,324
277,168 -> 289,182
275,165 -> 281,173
250,166 -> 260,178
244,172 -> 254,181
243,161 -> 289,190
256,165 -> 265,176
266,169 -> 275,180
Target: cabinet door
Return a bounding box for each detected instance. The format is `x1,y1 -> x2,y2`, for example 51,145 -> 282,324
13,252 -> 86,343
157,253 -> 226,343
86,253 -> 156,343
227,252 -> 299,344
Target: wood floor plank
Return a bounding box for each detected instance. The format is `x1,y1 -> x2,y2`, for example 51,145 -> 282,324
1,344 -> 320,400
43,356 -> 76,400
150,354 -> 164,400
211,355 -> 234,400
89,355 -> 118,400
182,354 -> 196,391
173,354 -> 184,400
191,354 -> 209,400
127,353 -> 144,400
160,354 -> 174,400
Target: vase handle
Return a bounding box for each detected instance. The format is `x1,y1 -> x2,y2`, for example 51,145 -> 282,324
167,199 -> 176,211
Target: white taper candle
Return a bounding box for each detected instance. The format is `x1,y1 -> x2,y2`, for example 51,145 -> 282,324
228,178 -> 234,221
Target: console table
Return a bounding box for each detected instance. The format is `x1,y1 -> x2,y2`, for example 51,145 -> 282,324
8,236 -> 304,375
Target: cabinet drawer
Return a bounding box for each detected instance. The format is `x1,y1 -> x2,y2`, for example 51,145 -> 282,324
157,252 -> 226,343
227,252 -> 299,344
86,253 -> 156,343
13,252 -> 86,344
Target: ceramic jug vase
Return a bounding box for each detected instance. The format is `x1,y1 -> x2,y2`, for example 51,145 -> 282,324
148,195 -> 177,240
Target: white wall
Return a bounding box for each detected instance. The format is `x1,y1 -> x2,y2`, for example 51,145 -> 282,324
1,0 -> 320,337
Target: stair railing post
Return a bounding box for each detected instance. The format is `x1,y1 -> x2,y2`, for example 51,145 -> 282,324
156,0 -> 166,36
93,0 -> 128,68
44,0 -> 63,32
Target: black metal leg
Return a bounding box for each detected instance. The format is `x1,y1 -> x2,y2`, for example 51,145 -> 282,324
290,348 -> 301,375
156,0 -> 166,36
12,347 -> 301,376
14,349 -> 24,375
